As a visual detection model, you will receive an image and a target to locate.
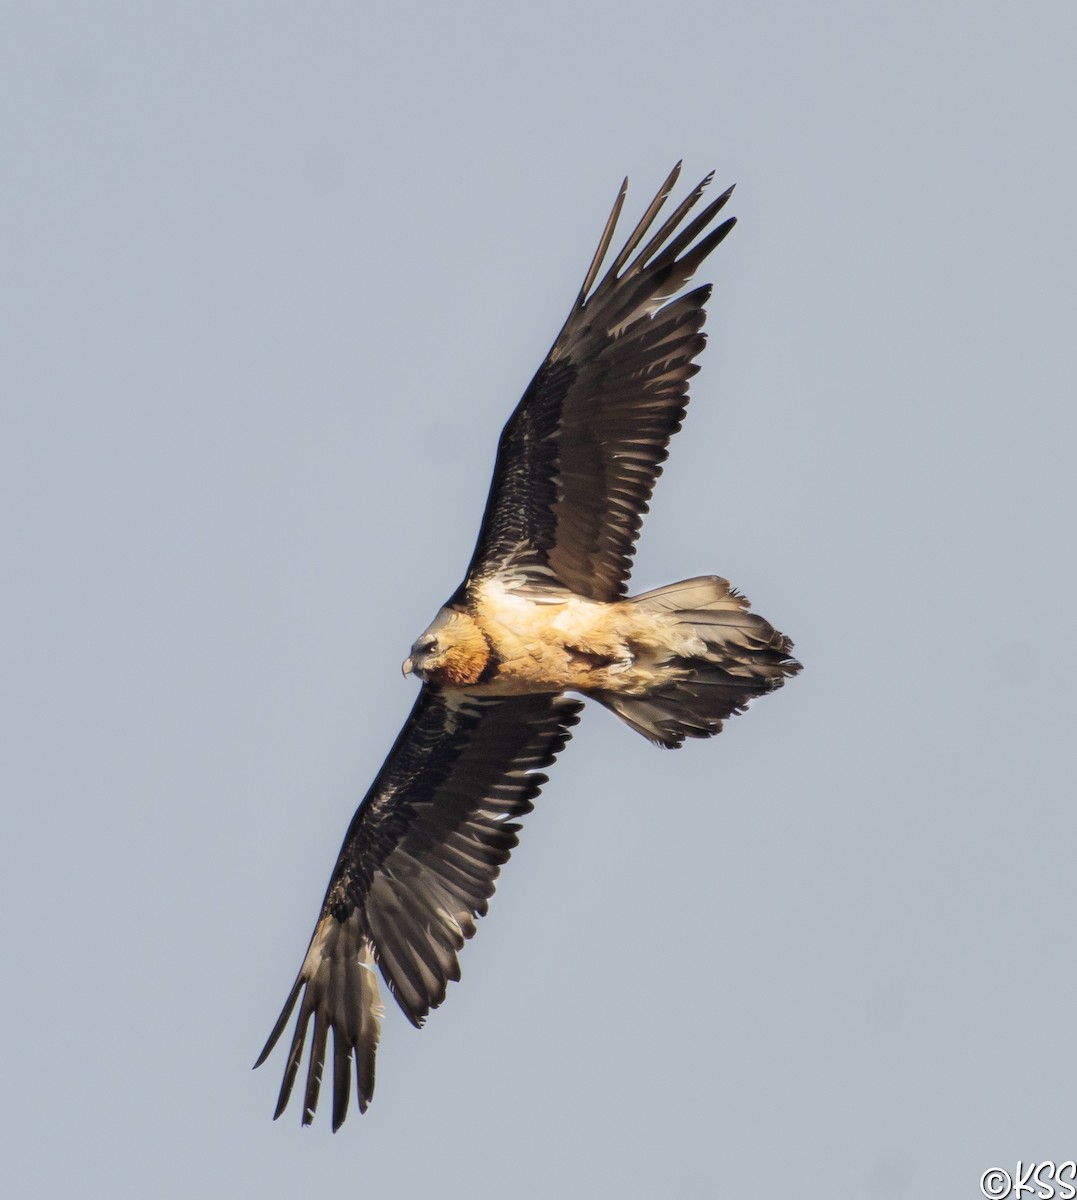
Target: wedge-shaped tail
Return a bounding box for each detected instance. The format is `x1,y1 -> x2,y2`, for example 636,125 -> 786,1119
591,576 -> 800,748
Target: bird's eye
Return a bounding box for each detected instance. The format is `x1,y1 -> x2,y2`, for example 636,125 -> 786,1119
423,639 -> 438,655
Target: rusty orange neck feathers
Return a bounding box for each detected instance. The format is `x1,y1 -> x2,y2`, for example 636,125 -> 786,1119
429,611 -> 491,687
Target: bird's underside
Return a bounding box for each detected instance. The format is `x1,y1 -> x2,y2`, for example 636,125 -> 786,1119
405,573 -> 796,747
256,163 -> 800,1130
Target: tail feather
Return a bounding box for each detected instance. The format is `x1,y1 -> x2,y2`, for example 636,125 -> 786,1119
593,575 -> 800,748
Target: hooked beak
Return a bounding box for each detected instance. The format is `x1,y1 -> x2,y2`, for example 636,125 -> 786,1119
401,656 -> 414,678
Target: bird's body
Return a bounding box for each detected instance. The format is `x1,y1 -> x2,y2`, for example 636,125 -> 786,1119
408,573 -> 793,744
256,164 -> 800,1130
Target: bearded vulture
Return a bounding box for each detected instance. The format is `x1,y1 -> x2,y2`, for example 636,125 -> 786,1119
255,163 -> 800,1129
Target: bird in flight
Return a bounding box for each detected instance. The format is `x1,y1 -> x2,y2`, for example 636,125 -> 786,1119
256,163 -> 800,1130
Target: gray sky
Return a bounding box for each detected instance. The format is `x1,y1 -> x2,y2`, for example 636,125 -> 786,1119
3,3 -> 1076,1197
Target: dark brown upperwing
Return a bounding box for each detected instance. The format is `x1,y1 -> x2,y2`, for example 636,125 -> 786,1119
255,686 -> 582,1130
461,164 -> 736,601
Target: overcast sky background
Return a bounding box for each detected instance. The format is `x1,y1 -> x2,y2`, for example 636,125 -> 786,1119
3,3 -> 1076,1197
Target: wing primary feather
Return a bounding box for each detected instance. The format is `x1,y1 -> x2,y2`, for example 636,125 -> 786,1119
605,160 -> 684,280
648,203 -> 737,276
301,1007 -> 330,1126
331,1030 -> 351,1132
574,177 -> 628,308
356,981 -> 379,1114
273,990 -> 315,1120
654,217 -> 738,293
612,170 -> 717,282
254,979 -> 302,1070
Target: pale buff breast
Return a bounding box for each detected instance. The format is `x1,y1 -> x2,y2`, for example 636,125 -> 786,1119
471,580 -> 699,695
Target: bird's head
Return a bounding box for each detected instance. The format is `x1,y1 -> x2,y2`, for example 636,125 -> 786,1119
402,608 -> 491,687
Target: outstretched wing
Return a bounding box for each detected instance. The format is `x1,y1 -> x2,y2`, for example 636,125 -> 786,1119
255,687 -> 582,1130
462,163 -> 736,602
